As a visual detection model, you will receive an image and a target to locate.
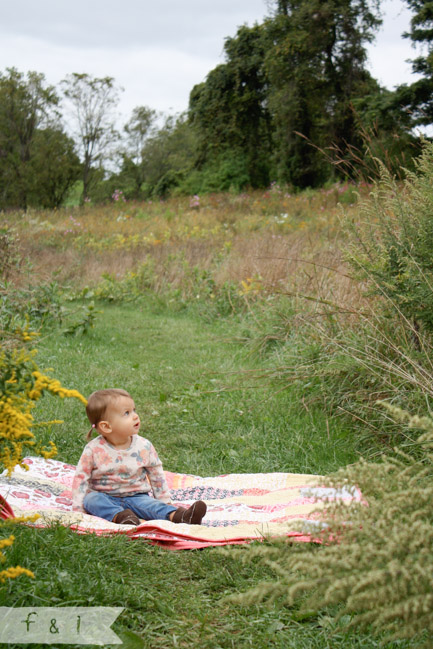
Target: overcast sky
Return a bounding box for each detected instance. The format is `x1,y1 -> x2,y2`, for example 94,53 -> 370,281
0,0 -> 417,124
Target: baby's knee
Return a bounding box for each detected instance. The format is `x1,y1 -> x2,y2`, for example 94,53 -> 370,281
83,490 -> 99,506
83,490 -> 108,510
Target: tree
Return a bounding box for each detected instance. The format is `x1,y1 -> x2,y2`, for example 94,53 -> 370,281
189,23 -> 272,189
137,113 -> 198,197
264,0 -> 382,186
395,0 -> 433,128
28,128 -> 81,208
98,112 -> 197,200
0,68 -> 59,209
187,2 -> 382,190
347,86 -> 421,179
61,73 -> 121,202
120,106 -> 158,198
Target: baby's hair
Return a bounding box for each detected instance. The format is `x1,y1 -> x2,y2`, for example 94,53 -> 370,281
85,388 -> 131,440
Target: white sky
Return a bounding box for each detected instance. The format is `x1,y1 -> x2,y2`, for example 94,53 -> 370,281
0,0 -> 418,124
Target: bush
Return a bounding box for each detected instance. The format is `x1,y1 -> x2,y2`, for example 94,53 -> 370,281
346,141 -> 433,336
242,290 -> 433,451
233,403 -> 433,646
0,322 -> 86,585
77,260 -> 156,303
0,228 -> 21,280
178,151 -> 251,195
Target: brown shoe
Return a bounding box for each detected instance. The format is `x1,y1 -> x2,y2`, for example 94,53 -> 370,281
113,509 -> 140,525
172,500 -> 207,525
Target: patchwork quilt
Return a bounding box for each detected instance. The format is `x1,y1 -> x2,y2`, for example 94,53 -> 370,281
0,457 -> 360,550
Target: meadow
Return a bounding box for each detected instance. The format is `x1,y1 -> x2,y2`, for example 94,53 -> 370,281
1,171 -> 432,648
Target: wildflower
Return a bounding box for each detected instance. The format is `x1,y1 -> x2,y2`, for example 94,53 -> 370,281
32,420 -> 64,427
269,181 -> 282,195
239,276 -> 263,296
28,371 -> 87,405
112,189 -> 126,203
0,566 -> 35,583
189,195 -> 200,209
274,213 -> 289,225
0,339 -> 87,584
0,356 -> 86,476
0,534 -> 15,553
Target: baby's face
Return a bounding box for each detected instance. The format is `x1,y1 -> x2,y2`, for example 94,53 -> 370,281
104,396 -> 140,447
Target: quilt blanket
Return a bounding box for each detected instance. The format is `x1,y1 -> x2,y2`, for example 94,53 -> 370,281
0,457 -> 360,550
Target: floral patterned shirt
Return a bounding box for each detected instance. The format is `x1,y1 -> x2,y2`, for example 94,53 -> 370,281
71,435 -> 172,512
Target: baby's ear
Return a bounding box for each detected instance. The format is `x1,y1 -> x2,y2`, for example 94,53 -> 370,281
97,420 -> 111,435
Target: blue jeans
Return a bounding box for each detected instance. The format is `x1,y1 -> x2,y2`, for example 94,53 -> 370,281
84,490 -> 177,522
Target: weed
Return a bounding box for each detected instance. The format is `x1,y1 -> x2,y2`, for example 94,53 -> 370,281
0,227 -> 21,280
0,321 -> 85,588
63,303 -> 100,336
232,404 -> 433,647
345,142 -> 433,336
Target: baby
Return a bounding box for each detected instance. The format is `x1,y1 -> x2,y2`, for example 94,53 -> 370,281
71,388 -> 206,526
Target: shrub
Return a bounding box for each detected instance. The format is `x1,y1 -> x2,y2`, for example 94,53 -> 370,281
242,288 -> 433,450
0,323 -> 86,584
346,141 -> 433,336
179,151 -> 251,195
0,228 -> 21,280
78,260 -> 156,303
233,403 -> 433,646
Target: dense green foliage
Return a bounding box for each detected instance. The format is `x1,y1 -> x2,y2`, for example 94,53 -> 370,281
182,0 -> 425,193
0,69 -> 80,209
395,0 -> 433,127
187,0 -> 384,191
189,23 -> 272,190
106,0 -> 430,197
347,142 -> 433,335
265,0 -> 381,187
0,0 -> 432,204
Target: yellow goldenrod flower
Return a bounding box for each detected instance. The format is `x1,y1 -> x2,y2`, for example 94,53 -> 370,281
0,534 -> 15,555
0,566 -> 35,583
0,513 -> 39,526
0,337 -> 88,584
0,348 -> 86,476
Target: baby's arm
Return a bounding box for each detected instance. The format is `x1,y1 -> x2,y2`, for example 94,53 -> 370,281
71,446 -> 94,512
145,443 -> 172,504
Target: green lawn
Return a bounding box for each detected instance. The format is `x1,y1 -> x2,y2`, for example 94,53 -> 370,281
1,301 -> 415,648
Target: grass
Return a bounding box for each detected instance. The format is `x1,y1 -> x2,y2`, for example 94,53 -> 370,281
5,186 -> 365,315
1,300 -> 418,648
2,179 -> 430,647
32,301 -> 361,475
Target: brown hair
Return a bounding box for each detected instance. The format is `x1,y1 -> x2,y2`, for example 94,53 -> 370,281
85,388 -> 131,440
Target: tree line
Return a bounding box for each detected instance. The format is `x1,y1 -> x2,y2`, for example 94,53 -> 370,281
0,0 -> 432,210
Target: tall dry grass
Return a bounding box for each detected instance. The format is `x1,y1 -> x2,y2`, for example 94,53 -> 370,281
5,185 -> 367,312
